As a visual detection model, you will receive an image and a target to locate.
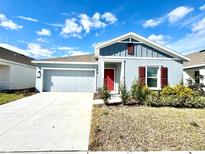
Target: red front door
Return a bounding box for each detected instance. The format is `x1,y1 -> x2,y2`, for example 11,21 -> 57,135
104,69 -> 114,91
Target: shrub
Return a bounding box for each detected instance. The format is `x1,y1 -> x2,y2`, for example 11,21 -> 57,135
185,96 -> 205,108
158,84 -> 204,108
98,85 -> 111,105
130,80 -> 150,105
120,84 -> 130,105
146,93 -> 159,107
187,78 -> 205,96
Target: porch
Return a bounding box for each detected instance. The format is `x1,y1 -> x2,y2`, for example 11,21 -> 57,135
101,60 -> 125,103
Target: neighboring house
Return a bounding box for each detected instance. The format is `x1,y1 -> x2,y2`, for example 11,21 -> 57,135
0,47 -> 36,90
33,32 -> 189,93
183,50 -> 205,86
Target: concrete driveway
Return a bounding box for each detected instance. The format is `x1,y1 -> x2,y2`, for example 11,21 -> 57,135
0,92 -> 93,153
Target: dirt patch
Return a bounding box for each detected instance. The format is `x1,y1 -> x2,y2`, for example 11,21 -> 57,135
89,105 -> 205,151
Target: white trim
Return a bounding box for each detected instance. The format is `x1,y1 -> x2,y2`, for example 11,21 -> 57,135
95,32 -> 190,61
0,58 -> 36,69
184,64 -> 205,69
40,67 -> 97,92
104,68 -> 116,93
32,60 -> 98,65
102,58 -> 125,62
145,65 -> 162,90
100,56 -> 178,61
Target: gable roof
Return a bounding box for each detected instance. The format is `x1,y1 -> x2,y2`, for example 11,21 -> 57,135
95,32 -> 190,61
184,50 -> 205,69
0,46 -> 35,66
32,54 -> 97,64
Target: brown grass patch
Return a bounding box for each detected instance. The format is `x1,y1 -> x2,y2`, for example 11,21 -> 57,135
89,105 -> 205,151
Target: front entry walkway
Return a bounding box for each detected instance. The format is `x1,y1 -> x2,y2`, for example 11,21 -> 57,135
0,92 -> 93,153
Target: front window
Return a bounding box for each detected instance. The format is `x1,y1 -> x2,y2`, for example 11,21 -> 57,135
146,66 -> 159,89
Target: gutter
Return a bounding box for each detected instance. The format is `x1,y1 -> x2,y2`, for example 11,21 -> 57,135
32,60 -> 98,65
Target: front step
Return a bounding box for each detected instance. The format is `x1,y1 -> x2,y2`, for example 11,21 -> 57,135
108,94 -> 122,103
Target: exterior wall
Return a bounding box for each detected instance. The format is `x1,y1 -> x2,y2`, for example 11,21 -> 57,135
100,43 -> 173,58
98,57 -> 183,90
0,65 -> 10,90
9,64 -> 36,89
200,68 -> 205,86
0,59 -> 36,90
35,63 -> 98,92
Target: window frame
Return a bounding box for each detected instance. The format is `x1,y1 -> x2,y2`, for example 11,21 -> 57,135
145,65 -> 161,90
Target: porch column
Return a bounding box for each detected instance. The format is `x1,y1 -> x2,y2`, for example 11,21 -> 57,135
101,60 -> 104,87
120,60 -> 125,86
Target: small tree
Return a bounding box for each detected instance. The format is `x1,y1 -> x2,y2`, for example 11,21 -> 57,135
120,84 -> 130,105
130,80 -> 150,105
98,85 -> 111,105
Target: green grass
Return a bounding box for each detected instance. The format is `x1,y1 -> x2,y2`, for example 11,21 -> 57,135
0,91 -> 35,105
89,105 -> 205,151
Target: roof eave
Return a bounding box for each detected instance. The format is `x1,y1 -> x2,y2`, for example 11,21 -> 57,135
32,60 -> 98,65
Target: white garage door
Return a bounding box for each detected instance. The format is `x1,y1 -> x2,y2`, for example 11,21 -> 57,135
43,69 -> 95,92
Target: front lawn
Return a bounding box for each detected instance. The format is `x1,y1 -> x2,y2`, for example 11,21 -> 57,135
89,105 -> 205,151
0,90 -> 35,105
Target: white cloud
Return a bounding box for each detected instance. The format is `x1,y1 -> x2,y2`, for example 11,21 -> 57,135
57,46 -> 77,51
171,32 -> 205,53
60,18 -> 83,38
199,4 -> 205,11
27,43 -> 53,58
0,42 -> 53,58
36,28 -> 51,36
143,18 -> 163,28
147,34 -> 171,48
192,17 -> 205,34
44,23 -> 63,28
101,12 -> 117,24
60,12 -> 117,38
57,46 -> 90,56
79,12 -> 106,33
0,14 -> 22,30
17,16 -> 38,22
167,6 -> 194,23
36,38 -> 48,43
170,18 -> 205,53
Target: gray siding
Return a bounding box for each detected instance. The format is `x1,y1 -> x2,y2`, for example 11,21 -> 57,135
98,57 -> 183,90
100,43 -> 173,58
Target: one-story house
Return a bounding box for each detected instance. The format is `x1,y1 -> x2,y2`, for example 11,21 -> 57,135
183,50 -> 205,86
33,32 -> 189,93
0,47 -> 36,90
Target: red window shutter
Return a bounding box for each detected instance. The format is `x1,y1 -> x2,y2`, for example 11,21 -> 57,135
128,43 -> 134,55
161,67 -> 168,88
139,66 -> 145,85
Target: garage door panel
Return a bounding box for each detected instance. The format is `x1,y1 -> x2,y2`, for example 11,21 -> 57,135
43,70 -> 95,92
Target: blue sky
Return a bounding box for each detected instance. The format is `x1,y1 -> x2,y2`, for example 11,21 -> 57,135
0,0 -> 205,59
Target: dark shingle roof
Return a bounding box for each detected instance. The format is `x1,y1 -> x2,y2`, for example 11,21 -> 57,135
42,54 -> 97,63
0,46 -> 35,66
184,50 -> 205,68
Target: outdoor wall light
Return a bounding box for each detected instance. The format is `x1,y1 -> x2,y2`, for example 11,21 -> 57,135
37,70 -> 41,78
